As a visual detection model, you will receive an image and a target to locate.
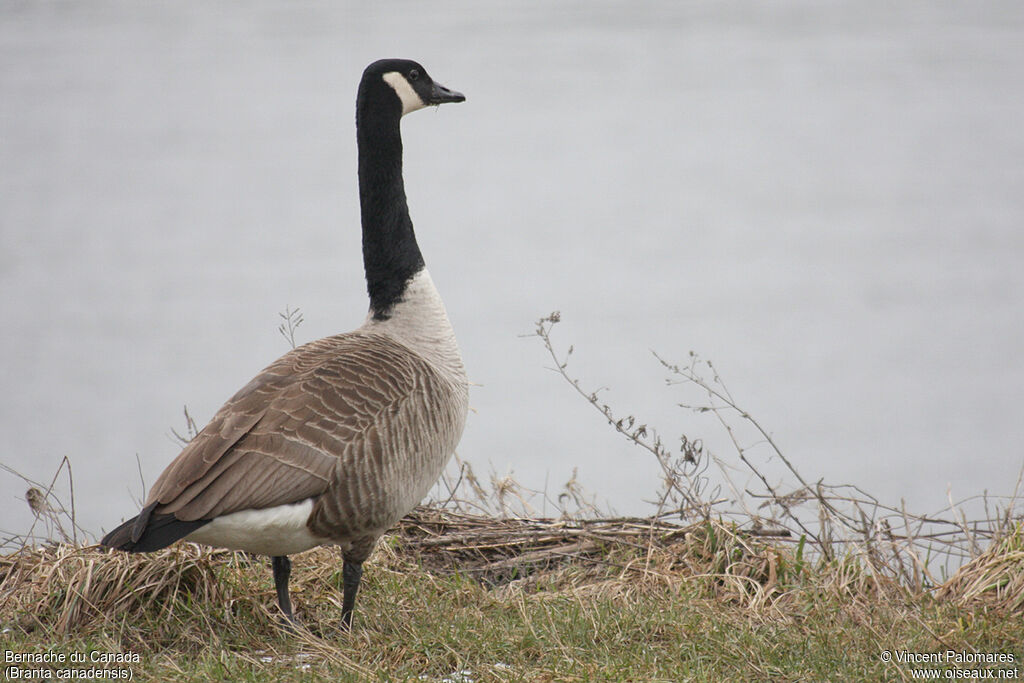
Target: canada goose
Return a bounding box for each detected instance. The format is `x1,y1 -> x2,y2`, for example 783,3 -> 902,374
101,59 -> 469,630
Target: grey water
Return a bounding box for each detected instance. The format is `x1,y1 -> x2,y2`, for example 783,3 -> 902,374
2,0 -> 1023,542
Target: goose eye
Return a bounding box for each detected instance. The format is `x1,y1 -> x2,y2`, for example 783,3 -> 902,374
408,69 -> 420,81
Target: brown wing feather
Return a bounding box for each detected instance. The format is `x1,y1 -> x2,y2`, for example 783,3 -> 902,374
146,332 -> 424,522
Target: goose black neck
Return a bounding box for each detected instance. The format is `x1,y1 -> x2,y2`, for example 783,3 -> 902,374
357,98 -> 424,321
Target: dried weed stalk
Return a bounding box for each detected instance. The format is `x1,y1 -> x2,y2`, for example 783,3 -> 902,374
529,312 -> 1023,596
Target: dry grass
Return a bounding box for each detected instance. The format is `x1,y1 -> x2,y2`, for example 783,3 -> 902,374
395,508 -> 849,614
2,510 -> 761,637
2,507 -> 1024,682
3,507 -> 1022,631
2,507 -> 1023,680
2,542 -> 245,636
936,522 -> 1024,612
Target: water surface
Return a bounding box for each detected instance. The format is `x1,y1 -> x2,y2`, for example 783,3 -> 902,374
2,0 -> 1023,539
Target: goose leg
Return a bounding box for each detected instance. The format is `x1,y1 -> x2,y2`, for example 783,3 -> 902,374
340,560 -> 363,631
272,555 -> 295,625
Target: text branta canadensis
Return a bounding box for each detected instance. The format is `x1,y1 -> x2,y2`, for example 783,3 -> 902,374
101,59 -> 469,630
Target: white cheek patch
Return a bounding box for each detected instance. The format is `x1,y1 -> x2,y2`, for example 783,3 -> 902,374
382,71 -> 427,116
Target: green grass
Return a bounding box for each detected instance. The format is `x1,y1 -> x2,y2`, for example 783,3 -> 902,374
3,522 -> 1023,682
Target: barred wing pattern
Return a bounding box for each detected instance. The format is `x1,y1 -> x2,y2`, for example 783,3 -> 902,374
146,331 -> 468,539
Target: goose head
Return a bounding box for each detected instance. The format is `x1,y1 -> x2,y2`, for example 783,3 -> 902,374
359,59 -> 465,119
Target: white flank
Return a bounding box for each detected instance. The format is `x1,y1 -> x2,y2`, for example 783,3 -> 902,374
185,499 -> 328,556
382,71 -> 426,116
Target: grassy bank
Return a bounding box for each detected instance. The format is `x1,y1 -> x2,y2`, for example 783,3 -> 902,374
3,508 -> 1022,682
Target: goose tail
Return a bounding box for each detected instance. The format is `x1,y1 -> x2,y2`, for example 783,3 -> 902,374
100,503 -> 210,553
